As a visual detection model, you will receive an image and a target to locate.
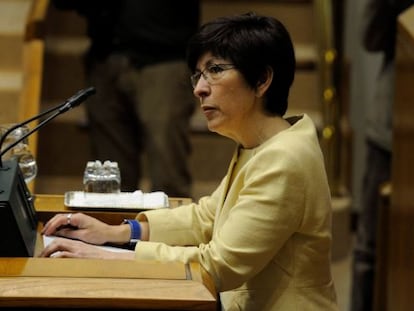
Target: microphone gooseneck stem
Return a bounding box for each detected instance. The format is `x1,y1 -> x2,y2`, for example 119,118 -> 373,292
0,110 -> 61,160
0,103 -> 65,158
0,87 -> 96,168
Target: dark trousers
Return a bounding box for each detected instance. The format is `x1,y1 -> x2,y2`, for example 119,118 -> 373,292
351,140 -> 392,311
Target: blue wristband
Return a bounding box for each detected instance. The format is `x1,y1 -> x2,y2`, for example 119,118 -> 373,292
123,219 -> 141,244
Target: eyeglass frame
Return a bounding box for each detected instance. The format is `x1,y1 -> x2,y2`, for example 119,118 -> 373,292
190,63 -> 236,88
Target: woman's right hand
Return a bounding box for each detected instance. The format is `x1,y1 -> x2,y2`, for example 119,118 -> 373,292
41,212 -> 129,245
39,236 -> 135,259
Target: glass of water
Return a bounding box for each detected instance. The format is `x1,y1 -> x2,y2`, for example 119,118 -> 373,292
0,124 -> 38,184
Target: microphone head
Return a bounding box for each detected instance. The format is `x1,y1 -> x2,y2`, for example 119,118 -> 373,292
59,87 -> 96,113
69,87 -> 96,108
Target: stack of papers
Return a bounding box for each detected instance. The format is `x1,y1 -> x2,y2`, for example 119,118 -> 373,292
64,190 -> 169,210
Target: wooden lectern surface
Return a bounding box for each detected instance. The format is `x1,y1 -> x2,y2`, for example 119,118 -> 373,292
34,194 -> 193,224
0,195 -> 217,310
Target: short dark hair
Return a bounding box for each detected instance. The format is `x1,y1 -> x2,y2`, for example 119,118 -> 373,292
187,12 -> 296,116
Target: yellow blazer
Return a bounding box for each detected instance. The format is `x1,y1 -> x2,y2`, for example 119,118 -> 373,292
137,114 -> 339,310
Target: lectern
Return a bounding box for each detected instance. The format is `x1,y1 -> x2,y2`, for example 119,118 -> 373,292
0,195 -> 217,310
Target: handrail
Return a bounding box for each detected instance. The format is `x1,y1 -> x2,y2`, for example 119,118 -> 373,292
18,0 -> 50,192
313,0 -> 345,196
25,0 -> 49,41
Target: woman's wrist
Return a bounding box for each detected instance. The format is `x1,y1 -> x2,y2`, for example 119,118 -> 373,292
107,223 -> 133,245
109,219 -> 149,244
123,219 -> 141,244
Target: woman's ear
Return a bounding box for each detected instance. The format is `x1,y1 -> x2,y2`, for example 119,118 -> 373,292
256,67 -> 273,97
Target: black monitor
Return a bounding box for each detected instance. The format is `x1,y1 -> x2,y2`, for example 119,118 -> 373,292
0,159 -> 37,256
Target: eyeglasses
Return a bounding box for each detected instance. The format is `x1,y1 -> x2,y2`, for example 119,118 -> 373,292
190,63 -> 236,88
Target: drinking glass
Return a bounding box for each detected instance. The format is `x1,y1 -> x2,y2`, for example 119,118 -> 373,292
0,124 -> 38,184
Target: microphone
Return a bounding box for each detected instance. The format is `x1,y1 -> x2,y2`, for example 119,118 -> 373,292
0,86 -> 96,167
0,86 -> 95,257
58,86 -> 96,113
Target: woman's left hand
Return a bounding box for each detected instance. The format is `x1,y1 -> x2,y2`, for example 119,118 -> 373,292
41,212 -> 118,245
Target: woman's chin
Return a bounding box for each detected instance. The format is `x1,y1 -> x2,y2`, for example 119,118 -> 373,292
206,121 -> 219,133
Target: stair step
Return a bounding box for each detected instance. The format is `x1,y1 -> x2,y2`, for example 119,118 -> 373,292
295,43 -> 318,70
0,94 -> 21,124
0,2 -> 46,123
0,71 -> 22,90
0,71 -> 23,124
201,1 -> 315,44
45,36 -> 90,55
0,0 -> 33,71
0,37 -> 24,70
0,0 -> 31,35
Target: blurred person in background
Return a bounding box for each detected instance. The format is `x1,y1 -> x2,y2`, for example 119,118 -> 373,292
53,0 -> 200,197
351,0 -> 414,310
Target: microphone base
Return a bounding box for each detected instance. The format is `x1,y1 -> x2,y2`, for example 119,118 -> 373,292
0,159 -> 37,257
